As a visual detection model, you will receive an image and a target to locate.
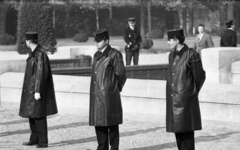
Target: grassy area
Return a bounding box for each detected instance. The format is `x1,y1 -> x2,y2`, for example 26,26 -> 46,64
0,36 -> 223,54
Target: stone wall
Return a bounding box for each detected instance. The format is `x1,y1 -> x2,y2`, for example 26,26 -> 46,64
1,72 -> 240,122
201,47 -> 240,84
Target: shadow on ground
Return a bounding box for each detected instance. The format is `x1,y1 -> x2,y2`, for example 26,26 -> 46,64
127,131 -> 239,150
0,122 -> 88,137
49,126 -> 164,148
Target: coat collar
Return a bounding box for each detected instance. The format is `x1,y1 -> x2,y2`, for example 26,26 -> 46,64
174,44 -> 189,58
27,45 -> 41,60
97,44 -> 111,58
32,45 -> 41,57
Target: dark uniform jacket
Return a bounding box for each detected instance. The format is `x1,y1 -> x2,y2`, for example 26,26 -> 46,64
220,29 -> 237,47
166,44 -> 206,133
19,45 -> 58,118
89,45 -> 127,126
123,26 -> 142,52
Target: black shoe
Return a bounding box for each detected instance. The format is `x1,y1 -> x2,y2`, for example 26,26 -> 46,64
22,141 -> 38,146
36,143 -> 48,148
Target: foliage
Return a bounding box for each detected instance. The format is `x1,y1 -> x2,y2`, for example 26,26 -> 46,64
6,4 -> 18,38
53,4 -> 96,38
0,34 -> 16,45
17,0 -> 57,54
73,32 -> 89,42
141,37 -> 153,49
148,29 -> 164,39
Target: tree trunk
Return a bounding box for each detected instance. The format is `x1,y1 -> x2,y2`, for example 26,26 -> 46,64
235,2 -> 240,31
96,6 -> 99,30
147,1 -> 151,35
0,1 -> 9,35
53,6 -> 55,29
187,5 -> 194,36
64,2 -> 71,38
227,3 -> 234,21
178,7 -> 183,29
109,0 -> 112,36
140,0 -> 145,38
182,7 -> 187,36
219,4 -> 227,28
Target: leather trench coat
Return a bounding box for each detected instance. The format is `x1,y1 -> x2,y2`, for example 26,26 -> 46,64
19,45 -> 58,118
89,45 -> 127,126
166,44 -> 205,133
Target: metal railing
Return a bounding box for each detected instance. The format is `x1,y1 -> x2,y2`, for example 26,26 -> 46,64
51,63 -> 169,80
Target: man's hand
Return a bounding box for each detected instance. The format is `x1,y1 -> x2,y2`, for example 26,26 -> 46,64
127,42 -> 132,48
34,93 -> 41,101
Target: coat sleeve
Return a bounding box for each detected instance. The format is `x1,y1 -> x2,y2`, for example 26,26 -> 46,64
220,33 -> 224,47
113,51 -> 127,92
230,32 -> 237,47
138,29 -> 142,43
192,36 -> 197,51
123,27 -> 130,44
207,35 -> 214,47
189,52 -> 206,92
35,52 -> 45,93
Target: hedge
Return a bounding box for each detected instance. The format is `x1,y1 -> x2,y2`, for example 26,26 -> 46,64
17,0 -> 57,54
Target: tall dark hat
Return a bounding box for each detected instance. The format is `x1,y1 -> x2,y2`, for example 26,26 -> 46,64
25,31 -> 38,41
167,29 -> 184,40
93,29 -> 109,42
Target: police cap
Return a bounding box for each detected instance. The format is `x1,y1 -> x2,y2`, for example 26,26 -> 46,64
167,29 -> 184,40
128,17 -> 136,22
93,29 -> 109,42
25,31 -> 38,41
225,20 -> 233,26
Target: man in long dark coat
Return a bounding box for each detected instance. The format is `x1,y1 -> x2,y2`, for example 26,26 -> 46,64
19,32 -> 58,148
89,29 -> 127,150
166,29 -> 206,150
220,20 -> 237,47
123,17 -> 142,65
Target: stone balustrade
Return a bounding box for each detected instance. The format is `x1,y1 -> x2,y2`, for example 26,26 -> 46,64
201,47 -> 240,84
0,46 -> 169,76
232,61 -> 240,85
1,72 -> 240,122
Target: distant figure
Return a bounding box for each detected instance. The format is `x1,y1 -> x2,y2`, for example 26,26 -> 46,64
166,29 -> 206,150
220,20 -> 237,47
19,32 -> 58,148
123,17 -> 142,65
90,29 -> 127,150
193,24 -> 214,55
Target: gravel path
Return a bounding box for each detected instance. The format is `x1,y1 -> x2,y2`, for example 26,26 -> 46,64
1,106 -> 240,150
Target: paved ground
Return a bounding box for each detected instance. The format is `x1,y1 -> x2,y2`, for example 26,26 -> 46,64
1,106 -> 240,150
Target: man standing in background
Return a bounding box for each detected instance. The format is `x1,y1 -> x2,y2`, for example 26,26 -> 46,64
220,20 -> 237,47
193,24 -> 214,56
123,17 -> 142,65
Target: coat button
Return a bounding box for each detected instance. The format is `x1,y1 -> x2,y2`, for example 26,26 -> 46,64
171,94 -> 173,96
94,82 -> 96,84
172,83 -> 174,86
95,71 -> 97,73
172,73 -> 174,75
